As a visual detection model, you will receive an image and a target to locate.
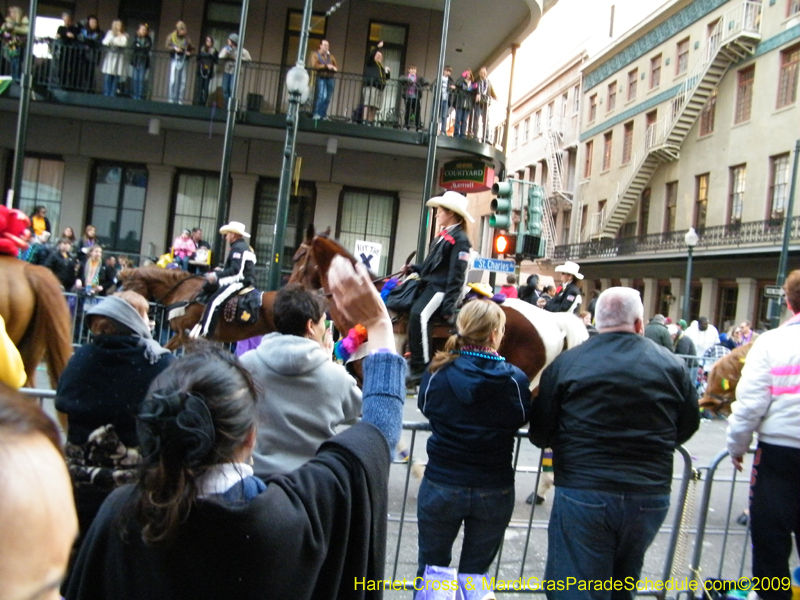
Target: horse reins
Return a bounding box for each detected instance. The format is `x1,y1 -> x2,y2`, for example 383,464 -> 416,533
155,275 -> 204,305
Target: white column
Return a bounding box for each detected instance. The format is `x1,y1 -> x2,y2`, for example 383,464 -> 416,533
642,277 -> 657,318
669,277 -> 684,324
140,165 -> 176,258
395,191 -> 424,273
312,182 -> 342,234
61,156 -> 93,233
598,278 -> 612,291
700,277 -> 719,324
735,278 -> 758,325
618,277 -> 632,289
228,173 -> 259,232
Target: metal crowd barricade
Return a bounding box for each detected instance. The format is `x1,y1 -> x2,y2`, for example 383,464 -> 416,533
387,423 -> 698,598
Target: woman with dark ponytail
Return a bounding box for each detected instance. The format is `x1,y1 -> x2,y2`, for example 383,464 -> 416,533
65,257 -> 406,600
415,299 -> 531,595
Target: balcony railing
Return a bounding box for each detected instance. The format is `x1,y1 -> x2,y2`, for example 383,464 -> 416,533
8,42 -> 501,144
553,216 -> 800,260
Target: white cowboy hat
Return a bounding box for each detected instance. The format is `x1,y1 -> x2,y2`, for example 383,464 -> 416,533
554,260 -> 584,280
426,191 -> 475,223
219,221 -> 250,238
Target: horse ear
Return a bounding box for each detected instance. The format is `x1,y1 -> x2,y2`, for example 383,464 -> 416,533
305,223 -> 315,243
322,226 -> 331,237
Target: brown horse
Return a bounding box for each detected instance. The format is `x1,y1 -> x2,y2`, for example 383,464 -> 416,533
0,256 -> 73,388
289,227 -> 588,385
117,267 -> 277,350
700,342 -> 753,417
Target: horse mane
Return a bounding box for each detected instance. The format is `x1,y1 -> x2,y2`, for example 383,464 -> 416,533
120,266 -> 196,284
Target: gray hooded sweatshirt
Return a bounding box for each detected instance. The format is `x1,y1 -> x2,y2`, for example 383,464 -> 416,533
240,332 -> 362,479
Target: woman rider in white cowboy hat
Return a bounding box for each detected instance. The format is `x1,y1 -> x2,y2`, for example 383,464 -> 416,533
190,221 -> 257,338
405,191 -> 474,386
544,260 -> 584,314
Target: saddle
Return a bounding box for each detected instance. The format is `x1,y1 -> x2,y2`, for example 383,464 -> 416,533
222,287 -> 263,325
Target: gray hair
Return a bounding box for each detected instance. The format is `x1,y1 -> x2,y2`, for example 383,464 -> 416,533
595,287 -> 643,330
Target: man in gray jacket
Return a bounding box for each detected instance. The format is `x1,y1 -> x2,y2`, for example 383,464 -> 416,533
240,284 -> 362,478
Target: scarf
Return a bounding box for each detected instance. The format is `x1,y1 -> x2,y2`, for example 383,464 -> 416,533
86,296 -> 171,364
85,258 -> 100,286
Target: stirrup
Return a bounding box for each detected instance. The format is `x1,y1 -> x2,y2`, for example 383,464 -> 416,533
188,323 -> 204,339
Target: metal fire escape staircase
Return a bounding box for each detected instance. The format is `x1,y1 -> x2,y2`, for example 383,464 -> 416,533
596,0 -> 762,239
542,118 -> 572,258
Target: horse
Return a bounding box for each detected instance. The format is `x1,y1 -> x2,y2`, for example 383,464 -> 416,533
0,256 -> 73,388
700,341 -> 752,417
117,267 -> 277,350
288,226 -> 588,387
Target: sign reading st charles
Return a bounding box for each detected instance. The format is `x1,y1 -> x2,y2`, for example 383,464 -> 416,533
439,159 -> 495,193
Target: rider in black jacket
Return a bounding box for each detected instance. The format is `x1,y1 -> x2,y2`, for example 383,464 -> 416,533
545,261 -> 583,314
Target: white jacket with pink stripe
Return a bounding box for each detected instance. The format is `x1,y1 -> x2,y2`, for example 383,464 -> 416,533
727,319 -> 800,458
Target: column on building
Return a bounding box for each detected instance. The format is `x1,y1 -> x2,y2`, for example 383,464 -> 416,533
669,277 -> 684,324
597,278 -> 611,292
61,156 -> 92,233
734,278 -> 758,326
395,190 -> 426,273
140,165 -> 176,258
641,277 -> 657,319
228,173 -> 259,232
618,278 -> 632,289
699,277 -> 719,324
312,182 -> 342,235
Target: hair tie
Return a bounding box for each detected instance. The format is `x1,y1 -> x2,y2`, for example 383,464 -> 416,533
334,324 -> 368,361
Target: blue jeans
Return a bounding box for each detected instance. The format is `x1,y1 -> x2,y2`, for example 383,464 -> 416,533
131,65 -> 147,100
455,107 -> 470,138
10,55 -> 21,82
223,72 -> 233,104
416,478 -> 514,579
314,77 -> 335,118
546,487 -> 670,600
103,74 -> 119,97
440,99 -> 449,134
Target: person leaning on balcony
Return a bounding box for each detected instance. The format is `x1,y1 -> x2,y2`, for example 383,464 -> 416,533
131,23 -> 152,100
471,66 -> 497,142
55,11 -> 81,90
1,6 -> 29,83
218,33 -> 251,105
101,20 -> 129,97
77,15 -> 103,92
727,269 -> 800,600
310,39 -> 337,120
453,69 -> 475,138
544,261 -> 583,314
194,36 -> 218,106
165,21 -> 194,104
361,40 -> 389,124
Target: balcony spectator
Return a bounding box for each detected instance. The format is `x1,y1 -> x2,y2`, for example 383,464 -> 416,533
400,65 -> 422,130
131,23 -> 152,100
362,40 -> 389,124
1,6 -> 28,83
472,67 -> 497,142
171,229 -> 196,271
55,12 -> 81,90
193,36 -> 218,106
28,205 -> 50,238
101,20 -> 129,97
165,21 -> 194,104
46,237 -> 81,291
78,15 -> 103,92
439,65 -> 455,135
454,69 -> 475,138
310,39 -> 337,120
218,33 -> 251,105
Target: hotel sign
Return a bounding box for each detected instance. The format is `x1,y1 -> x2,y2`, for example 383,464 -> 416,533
439,160 -> 494,193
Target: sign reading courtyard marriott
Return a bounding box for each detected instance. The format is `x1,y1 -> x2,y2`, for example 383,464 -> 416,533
439,159 -> 495,193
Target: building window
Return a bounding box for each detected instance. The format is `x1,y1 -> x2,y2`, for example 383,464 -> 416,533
676,38 -> 690,75
664,181 -> 678,231
607,82 -> 617,112
252,178 -> 316,282
561,92 -> 569,120
639,188 -> 651,236
588,94 -> 597,122
769,154 -> 791,219
695,173 -> 709,230
790,0 -> 800,17
699,87 -> 717,135
546,101 -> 555,127
20,156 -> 64,234
204,0 -> 244,52
572,84 -> 580,114
602,132 -> 612,171
512,125 -> 519,149
534,110 -> 541,135
622,121 -> 633,164
627,68 -> 637,101
734,66 -> 755,124
717,286 -> 738,329
90,163 -> 148,253
650,54 -> 662,89
338,188 -> 397,275
728,164 -> 747,224
523,118 -> 530,143
562,209 -> 571,244
279,10 -> 328,106
777,44 -> 800,108
172,172 -> 221,246
584,140 -> 593,177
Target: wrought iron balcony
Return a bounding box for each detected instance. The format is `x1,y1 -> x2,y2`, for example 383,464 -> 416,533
553,216 -> 800,261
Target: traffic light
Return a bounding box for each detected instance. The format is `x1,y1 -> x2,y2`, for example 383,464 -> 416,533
490,181 -> 513,229
493,232 -> 516,256
526,184 -> 544,236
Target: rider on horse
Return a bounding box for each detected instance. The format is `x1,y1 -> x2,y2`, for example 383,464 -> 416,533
190,221 -> 256,339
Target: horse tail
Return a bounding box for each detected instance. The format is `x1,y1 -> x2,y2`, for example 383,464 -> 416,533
24,264 -> 73,388
550,311 -> 590,350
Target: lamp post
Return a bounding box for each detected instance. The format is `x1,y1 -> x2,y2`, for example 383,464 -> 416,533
267,64 -> 309,290
683,227 -> 699,323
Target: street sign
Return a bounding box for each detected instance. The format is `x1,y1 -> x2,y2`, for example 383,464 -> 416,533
472,257 -> 516,274
764,285 -> 785,298
354,240 -> 382,271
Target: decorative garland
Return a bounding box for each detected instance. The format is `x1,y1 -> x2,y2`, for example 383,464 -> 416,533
334,324 -> 368,361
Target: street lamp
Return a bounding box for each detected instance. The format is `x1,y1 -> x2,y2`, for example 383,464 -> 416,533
267,63 -> 310,291
683,227 -> 699,322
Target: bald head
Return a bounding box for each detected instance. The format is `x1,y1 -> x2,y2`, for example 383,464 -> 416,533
594,287 -> 644,334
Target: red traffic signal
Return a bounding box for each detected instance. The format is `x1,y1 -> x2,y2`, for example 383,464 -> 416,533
494,233 -> 514,255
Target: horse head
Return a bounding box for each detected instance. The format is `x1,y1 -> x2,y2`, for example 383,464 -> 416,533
118,268 -> 151,299
700,341 -> 752,417
289,226 -> 355,292
118,266 -> 199,304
